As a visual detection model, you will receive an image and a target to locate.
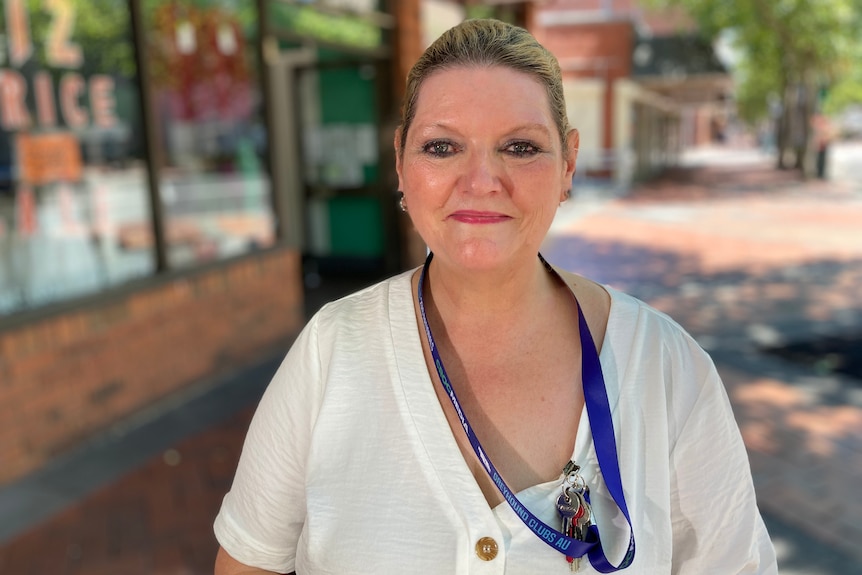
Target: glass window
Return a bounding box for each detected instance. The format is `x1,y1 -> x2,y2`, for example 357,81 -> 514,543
143,0 -> 274,268
0,0 -> 153,315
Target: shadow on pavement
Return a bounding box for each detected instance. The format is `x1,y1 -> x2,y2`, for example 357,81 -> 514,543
543,233 -> 862,567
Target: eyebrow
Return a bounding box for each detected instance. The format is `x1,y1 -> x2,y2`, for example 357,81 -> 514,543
505,123 -> 553,137
414,122 -> 553,138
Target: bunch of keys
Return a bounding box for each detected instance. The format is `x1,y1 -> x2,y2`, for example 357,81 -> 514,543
556,460 -> 593,572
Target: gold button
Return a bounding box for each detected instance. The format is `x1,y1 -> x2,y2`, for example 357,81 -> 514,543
475,536 -> 499,561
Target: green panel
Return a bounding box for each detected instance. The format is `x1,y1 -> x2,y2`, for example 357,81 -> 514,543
319,66 -> 376,124
328,196 -> 383,257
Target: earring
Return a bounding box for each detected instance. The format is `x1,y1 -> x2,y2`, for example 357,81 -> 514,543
398,191 -> 407,213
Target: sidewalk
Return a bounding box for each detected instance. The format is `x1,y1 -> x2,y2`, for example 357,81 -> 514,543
1,145 -> 861,574
547,145 -> 862,571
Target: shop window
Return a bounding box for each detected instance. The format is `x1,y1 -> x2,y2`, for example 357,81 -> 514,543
0,0 -> 153,315
144,0 -> 274,269
299,57 -> 385,262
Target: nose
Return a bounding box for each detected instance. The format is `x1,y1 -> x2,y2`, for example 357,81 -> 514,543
460,149 -> 505,195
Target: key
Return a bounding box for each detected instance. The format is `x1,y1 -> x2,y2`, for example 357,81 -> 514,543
566,489 -> 592,572
572,489 -> 593,541
560,461 -> 591,572
557,492 -> 581,567
560,489 -> 586,536
556,491 -> 579,537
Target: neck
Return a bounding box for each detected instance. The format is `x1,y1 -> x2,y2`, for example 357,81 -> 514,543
422,254 -> 559,326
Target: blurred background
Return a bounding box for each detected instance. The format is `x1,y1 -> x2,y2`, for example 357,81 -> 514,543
0,0 -> 859,573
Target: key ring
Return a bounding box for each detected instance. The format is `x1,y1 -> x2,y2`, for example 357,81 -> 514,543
563,465 -> 588,493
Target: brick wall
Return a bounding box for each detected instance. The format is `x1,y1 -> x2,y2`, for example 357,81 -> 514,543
0,247 -> 304,486
539,21 -> 634,150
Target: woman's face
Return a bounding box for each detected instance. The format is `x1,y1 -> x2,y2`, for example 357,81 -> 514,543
396,65 -> 577,273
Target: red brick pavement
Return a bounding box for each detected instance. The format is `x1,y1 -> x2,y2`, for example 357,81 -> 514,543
1,147 -> 860,573
0,408 -> 254,575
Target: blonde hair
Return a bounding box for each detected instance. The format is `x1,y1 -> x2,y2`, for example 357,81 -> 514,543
398,19 -> 569,155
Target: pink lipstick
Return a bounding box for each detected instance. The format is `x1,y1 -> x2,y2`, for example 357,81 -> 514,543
448,211 -> 511,224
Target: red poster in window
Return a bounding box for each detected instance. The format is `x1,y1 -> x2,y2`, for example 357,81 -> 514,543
149,4 -> 249,121
16,132 -> 83,185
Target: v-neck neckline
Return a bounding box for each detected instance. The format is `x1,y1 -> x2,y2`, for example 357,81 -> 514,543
389,268 -> 617,519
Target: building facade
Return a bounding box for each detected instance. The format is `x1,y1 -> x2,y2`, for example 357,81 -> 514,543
0,0 -> 430,488
531,0 -> 730,186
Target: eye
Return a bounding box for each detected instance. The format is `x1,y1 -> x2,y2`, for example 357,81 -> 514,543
422,140 -> 457,157
505,141 -> 540,157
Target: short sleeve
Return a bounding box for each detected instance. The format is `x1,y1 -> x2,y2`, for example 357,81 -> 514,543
213,315 -> 324,573
668,361 -> 778,574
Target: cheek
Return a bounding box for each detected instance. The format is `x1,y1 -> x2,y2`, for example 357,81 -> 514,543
402,162 -> 451,200
513,161 -> 567,195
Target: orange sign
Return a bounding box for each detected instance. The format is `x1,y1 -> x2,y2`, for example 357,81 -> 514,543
16,132 -> 83,185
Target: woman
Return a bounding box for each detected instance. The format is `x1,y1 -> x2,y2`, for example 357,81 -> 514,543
214,19 -> 777,574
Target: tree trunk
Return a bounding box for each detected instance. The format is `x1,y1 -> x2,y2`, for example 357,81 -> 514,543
798,80 -> 819,178
793,83 -> 810,172
776,85 -> 795,169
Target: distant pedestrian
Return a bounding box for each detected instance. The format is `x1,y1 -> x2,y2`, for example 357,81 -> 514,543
812,113 -> 835,179
213,19 -> 777,575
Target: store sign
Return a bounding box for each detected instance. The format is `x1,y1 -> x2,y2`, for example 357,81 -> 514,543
1,0 -> 118,137
16,131 -> 81,184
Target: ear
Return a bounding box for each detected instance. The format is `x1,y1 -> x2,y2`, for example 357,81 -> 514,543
561,128 -> 579,200
394,127 -> 405,191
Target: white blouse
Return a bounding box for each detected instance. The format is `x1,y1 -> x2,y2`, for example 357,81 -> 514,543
214,269 -> 777,574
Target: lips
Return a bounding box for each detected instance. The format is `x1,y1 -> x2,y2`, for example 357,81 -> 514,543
448,210 -> 511,224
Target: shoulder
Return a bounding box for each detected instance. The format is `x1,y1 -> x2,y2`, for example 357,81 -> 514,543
305,268 -> 417,347
605,286 -> 707,358
550,263 -> 702,352
314,268 -> 415,323
267,268 -> 418,398
550,268 -> 698,360
552,267 -> 612,351
549,266 -> 715,378
601,286 -> 720,419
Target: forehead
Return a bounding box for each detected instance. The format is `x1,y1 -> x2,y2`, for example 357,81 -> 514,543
411,65 -> 555,132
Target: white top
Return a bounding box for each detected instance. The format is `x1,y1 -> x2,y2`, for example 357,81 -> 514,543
214,268 -> 777,574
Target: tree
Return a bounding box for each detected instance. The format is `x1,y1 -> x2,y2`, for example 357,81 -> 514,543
645,0 -> 861,174
822,5 -> 862,119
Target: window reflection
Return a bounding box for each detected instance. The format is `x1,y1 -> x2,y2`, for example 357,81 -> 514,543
0,0 -> 153,315
144,1 -> 274,268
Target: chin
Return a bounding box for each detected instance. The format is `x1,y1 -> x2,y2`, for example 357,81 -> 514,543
437,242 -> 530,271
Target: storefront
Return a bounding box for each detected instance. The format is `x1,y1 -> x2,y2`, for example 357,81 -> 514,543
262,0 -> 401,278
0,0 -> 407,319
0,0 -> 407,488
0,0 -> 274,316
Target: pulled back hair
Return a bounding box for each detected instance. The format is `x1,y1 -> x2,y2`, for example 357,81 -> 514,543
398,18 -> 570,155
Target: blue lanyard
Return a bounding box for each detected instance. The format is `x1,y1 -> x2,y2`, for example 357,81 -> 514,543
417,253 -> 635,572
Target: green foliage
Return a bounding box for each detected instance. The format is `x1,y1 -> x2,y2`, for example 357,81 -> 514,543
465,5 -> 495,20
645,0 -> 862,121
267,2 -> 381,49
73,0 -> 138,77
8,0 -> 137,76
822,7 -> 862,114
823,78 -> 862,115
734,56 -> 780,124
